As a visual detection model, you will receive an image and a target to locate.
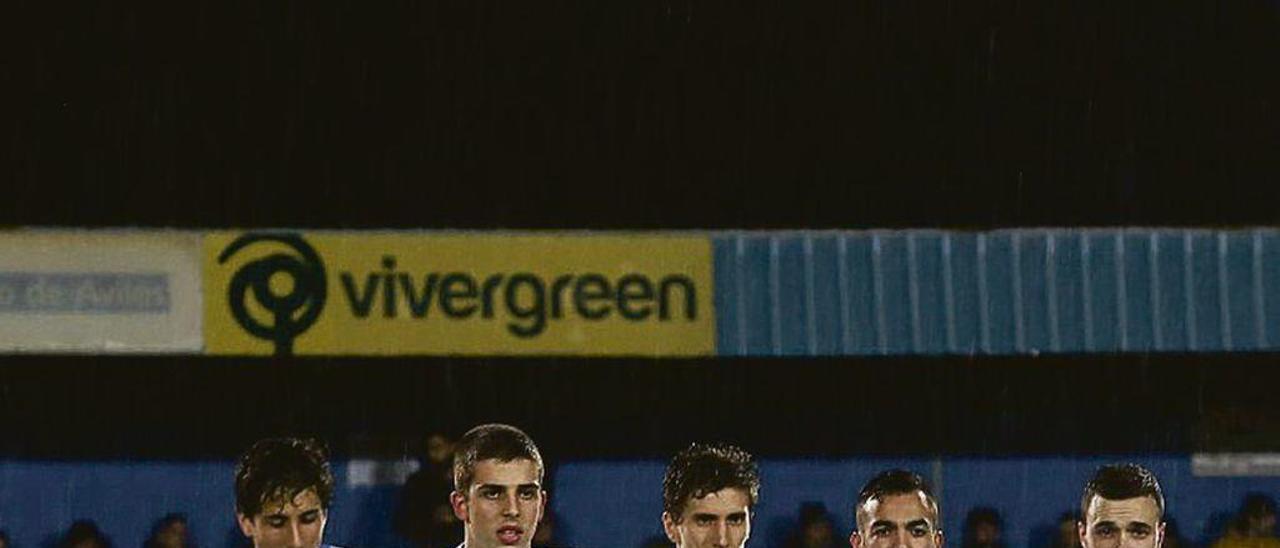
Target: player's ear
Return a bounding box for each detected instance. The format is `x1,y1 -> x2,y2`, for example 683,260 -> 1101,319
936,529 -> 945,548
850,530 -> 863,548
450,490 -> 469,522
1078,521 -> 1088,548
662,512 -> 680,544
1156,522 -> 1166,548
236,513 -> 256,539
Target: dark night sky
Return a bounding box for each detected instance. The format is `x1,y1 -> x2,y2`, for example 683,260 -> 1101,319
3,2 -> 1279,459
7,1 -> 1278,229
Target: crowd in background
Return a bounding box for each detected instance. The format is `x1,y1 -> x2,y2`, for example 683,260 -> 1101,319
0,513 -> 192,548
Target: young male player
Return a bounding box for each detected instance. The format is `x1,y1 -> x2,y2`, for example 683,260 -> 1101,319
661,442 -> 761,548
235,438 -> 339,548
849,470 -> 944,548
449,424 -> 547,548
1078,464 -> 1166,548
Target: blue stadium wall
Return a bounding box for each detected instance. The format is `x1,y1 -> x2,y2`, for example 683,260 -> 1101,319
714,229 -> 1280,355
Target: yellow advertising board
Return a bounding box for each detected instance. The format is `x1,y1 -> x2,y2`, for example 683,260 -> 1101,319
203,231 -> 715,356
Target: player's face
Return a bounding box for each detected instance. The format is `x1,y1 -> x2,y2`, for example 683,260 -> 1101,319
1079,496 -> 1164,548
451,458 -> 545,548
237,489 -> 327,548
851,492 -> 943,548
662,487 -> 752,548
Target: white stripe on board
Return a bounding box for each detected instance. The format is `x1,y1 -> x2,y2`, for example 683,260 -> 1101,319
769,236 -> 783,355
1218,232 -> 1232,351
872,233 -> 889,354
736,235 -> 749,355
1150,232 -> 1163,351
977,234 -> 991,354
1254,230 -> 1267,349
1012,232 -> 1025,353
1046,232 -> 1061,352
1116,232 -> 1129,351
838,235 -> 853,353
942,233 -> 958,353
1081,232 -> 1095,351
907,233 -> 923,353
803,235 -> 819,355
1184,232 -> 1198,351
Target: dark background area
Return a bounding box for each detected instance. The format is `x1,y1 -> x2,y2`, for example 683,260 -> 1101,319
7,1 -> 1279,229
0,354 -> 1276,459
3,1 -> 1280,460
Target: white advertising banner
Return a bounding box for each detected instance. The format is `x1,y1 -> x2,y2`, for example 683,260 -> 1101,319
0,230 -> 203,353
1192,453 -> 1280,477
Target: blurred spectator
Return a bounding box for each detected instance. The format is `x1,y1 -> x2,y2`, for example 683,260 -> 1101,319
394,432 -> 462,548
640,536 -> 671,548
1,529 -> 10,548
144,514 -> 192,548
1052,512 -> 1082,548
1163,518 -> 1188,548
532,509 -> 560,548
963,507 -> 1005,548
60,521 -> 112,548
785,502 -> 842,548
1214,494 -> 1280,548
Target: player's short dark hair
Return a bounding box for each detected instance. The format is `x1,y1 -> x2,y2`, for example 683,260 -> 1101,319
1080,463 -> 1164,519
452,424 -> 544,494
60,520 -> 112,548
1241,493 -> 1277,518
966,507 -> 1002,528
662,442 -> 760,521
144,514 -> 189,548
855,469 -> 939,528
235,437 -> 334,518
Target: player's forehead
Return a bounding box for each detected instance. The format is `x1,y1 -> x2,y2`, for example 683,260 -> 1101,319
1085,496 -> 1161,524
261,488 -> 324,516
862,491 -> 937,523
682,487 -> 753,517
469,458 -> 542,488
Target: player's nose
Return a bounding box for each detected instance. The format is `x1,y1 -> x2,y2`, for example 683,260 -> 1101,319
501,492 -> 520,517
287,523 -> 305,548
894,529 -> 912,548
713,521 -> 729,547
